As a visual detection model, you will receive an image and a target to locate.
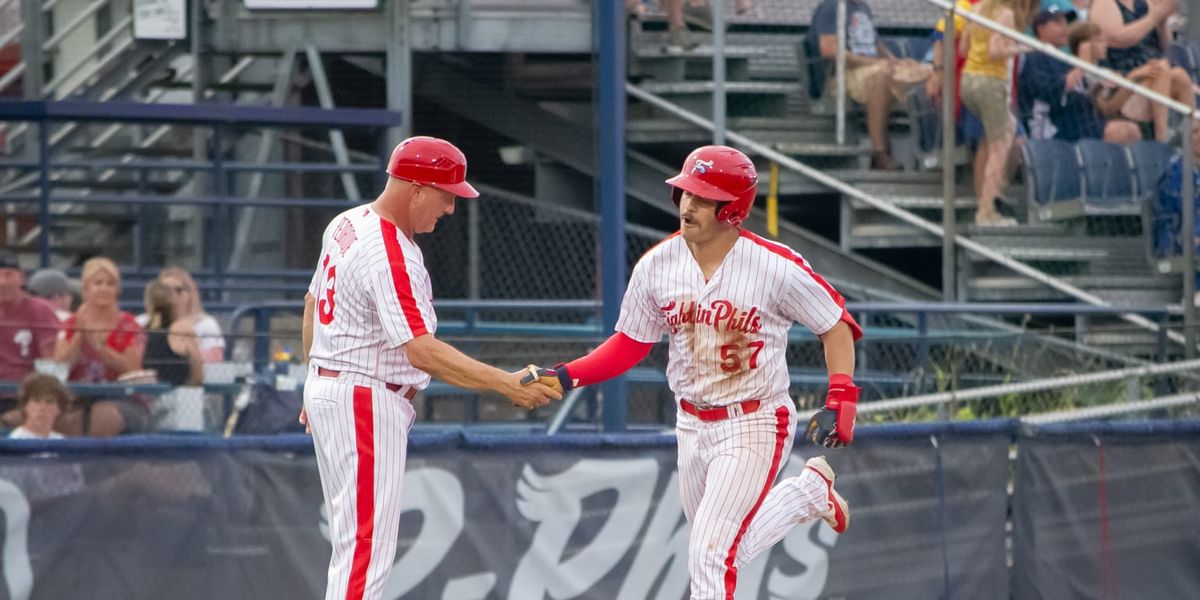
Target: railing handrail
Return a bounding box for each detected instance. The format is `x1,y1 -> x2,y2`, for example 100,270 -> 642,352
224,298 -> 1179,324
0,100 -> 403,128
918,0 -> 1194,118
626,84 -> 1186,346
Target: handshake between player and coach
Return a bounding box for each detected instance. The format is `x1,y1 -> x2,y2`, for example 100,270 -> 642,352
520,364 -> 860,448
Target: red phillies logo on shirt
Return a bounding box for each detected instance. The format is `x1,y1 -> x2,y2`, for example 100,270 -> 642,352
663,299 -> 762,334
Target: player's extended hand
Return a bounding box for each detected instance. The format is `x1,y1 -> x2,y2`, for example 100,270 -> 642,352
504,369 -> 562,409
804,376 -> 860,448
519,364 -> 569,394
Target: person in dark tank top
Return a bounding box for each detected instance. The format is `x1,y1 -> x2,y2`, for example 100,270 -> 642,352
142,280 -> 204,388
1090,0 -> 1194,142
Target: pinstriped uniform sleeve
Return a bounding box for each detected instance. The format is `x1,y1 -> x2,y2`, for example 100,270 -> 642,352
778,255 -> 845,336
615,259 -> 666,344
370,258 -> 435,349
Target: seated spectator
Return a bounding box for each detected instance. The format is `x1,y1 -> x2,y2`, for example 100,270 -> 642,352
142,281 -> 203,387
1154,123 -> 1200,271
1074,21 -> 1173,143
53,257 -> 146,437
10,373 -> 68,439
157,267 -> 225,363
1091,0 -> 1194,142
1019,8 -> 1142,143
0,250 -> 61,385
810,0 -> 932,170
26,268 -> 78,322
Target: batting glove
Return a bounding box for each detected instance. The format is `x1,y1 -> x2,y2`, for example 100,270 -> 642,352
520,364 -> 575,394
805,374 -> 860,448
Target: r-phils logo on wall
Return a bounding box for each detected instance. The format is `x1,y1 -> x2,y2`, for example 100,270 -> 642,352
321,458 -> 837,600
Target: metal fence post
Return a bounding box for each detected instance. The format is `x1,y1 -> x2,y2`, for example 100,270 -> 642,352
835,0 -> 846,146
597,0 -> 627,431
212,124 -> 227,288
36,120 -> 49,267
1182,113 -> 1195,359
941,5 -> 957,301
712,0 -> 726,145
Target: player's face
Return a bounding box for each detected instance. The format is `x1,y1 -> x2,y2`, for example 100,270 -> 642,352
411,185 -> 457,234
678,191 -> 726,243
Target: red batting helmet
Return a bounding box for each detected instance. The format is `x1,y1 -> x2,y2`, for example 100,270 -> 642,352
386,136 -> 479,199
665,145 -> 757,226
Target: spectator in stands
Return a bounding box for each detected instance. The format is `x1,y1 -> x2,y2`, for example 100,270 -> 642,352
959,0 -> 1039,226
53,257 -> 146,437
662,0 -> 709,50
142,281 -> 203,387
1020,8 -> 1143,142
0,250 -> 61,384
1154,122 -> 1200,283
26,268 -> 77,322
1091,0 -> 1195,142
156,267 -> 225,363
811,0 -> 933,170
928,0 -> 1007,211
1066,22 -> 1145,142
10,373 -> 68,439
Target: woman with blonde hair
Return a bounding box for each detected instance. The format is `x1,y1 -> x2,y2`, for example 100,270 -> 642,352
959,0 -> 1039,226
142,280 -> 204,387
157,267 -> 225,363
53,257 -> 146,436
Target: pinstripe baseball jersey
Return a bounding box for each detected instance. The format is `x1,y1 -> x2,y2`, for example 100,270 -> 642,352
307,205 -> 436,389
616,229 -> 850,408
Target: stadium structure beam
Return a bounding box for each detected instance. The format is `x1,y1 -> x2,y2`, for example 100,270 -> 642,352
597,0 -> 627,432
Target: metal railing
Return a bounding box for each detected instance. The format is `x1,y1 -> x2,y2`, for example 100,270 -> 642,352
626,83 -> 1192,348
0,100 -> 401,273
903,0 -> 1197,352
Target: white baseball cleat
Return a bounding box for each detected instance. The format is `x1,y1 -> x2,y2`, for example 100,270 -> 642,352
805,456 -> 849,534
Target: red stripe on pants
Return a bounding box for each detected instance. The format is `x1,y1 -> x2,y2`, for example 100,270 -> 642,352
721,406 -> 790,598
346,386 -> 375,600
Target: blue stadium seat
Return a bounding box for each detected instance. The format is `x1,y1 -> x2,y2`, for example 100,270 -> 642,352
1023,139 -> 1083,220
1169,43 -> 1199,82
1129,140 -> 1177,202
906,37 -> 934,63
1077,140 -> 1136,211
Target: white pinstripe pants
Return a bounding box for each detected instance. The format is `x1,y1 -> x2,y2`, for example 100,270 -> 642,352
305,372 -> 416,600
676,398 -> 831,600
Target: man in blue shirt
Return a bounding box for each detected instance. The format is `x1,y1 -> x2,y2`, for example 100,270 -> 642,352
1018,7 -> 1107,141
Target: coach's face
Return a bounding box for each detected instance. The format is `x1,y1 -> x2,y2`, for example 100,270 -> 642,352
678,191 -> 726,243
411,185 -> 457,234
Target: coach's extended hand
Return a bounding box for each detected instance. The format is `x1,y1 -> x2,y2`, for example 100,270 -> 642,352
804,377 -> 860,448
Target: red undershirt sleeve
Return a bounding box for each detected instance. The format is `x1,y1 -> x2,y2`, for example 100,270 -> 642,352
560,332 -> 654,388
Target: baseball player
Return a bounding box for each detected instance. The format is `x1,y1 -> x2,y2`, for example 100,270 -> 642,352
300,136 -> 562,600
524,145 -> 861,600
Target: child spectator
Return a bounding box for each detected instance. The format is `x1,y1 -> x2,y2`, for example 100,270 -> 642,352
11,372 -> 68,439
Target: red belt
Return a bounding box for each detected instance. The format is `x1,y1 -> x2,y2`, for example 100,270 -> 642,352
316,367 -> 417,401
679,398 -> 762,422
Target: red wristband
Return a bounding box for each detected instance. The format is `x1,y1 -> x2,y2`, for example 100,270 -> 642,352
829,373 -> 854,387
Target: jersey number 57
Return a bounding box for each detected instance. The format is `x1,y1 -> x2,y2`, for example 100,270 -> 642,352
720,340 -> 765,372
